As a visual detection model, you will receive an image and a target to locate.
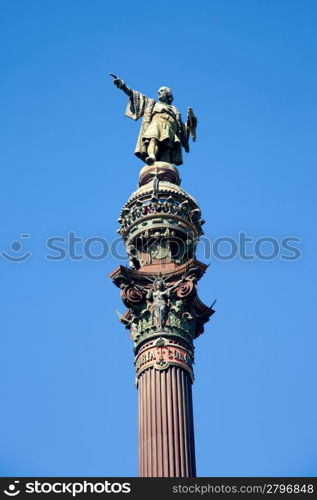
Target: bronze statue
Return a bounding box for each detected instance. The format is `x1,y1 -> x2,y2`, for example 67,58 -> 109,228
109,74 -> 197,166
146,277 -> 171,329
132,271 -> 196,330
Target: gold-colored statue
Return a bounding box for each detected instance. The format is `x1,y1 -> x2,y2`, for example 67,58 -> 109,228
109,74 -> 197,166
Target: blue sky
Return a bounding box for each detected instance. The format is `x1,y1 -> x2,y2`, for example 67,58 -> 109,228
1,0 -> 316,477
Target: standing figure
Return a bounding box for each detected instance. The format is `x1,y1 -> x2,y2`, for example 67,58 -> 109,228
110,74 -> 197,166
146,277 -> 171,329
132,271 -> 196,331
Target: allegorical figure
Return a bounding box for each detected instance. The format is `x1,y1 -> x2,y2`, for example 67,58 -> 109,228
146,277 -> 171,330
110,74 -> 197,166
141,274 -> 192,330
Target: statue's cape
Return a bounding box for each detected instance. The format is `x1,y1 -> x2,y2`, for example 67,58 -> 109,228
125,90 -> 155,160
125,90 -> 152,120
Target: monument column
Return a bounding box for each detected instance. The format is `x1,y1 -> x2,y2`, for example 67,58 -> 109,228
110,163 -> 214,477
109,75 -> 215,477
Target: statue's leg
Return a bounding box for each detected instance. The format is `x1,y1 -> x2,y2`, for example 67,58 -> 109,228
158,308 -> 163,329
141,139 -> 149,160
145,139 -> 158,165
162,306 -> 168,328
152,308 -> 156,327
159,147 -> 172,164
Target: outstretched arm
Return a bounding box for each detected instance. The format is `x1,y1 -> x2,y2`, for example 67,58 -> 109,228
109,73 -> 133,97
169,267 -> 199,293
130,281 -> 148,293
169,276 -> 186,293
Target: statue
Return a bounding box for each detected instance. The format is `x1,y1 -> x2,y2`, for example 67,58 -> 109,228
147,277 -> 171,330
133,271 -> 195,330
109,74 -> 197,166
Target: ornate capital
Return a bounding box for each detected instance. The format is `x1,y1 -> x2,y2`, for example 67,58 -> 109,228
110,162 -> 215,383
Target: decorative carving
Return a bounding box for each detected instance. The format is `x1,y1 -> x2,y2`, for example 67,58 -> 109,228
156,337 -> 165,347
134,338 -> 194,380
120,285 -> 144,306
119,197 -> 203,236
175,277 -> 196,299
111,262 -> 215,358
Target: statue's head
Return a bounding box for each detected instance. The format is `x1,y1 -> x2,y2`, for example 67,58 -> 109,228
157,86 -> 173,104
154,277 -> 165,291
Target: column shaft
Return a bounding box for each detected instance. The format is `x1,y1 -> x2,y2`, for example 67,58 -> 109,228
138,365 -> 196,477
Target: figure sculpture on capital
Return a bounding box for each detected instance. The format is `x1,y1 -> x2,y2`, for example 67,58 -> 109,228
133,272 -> 195,330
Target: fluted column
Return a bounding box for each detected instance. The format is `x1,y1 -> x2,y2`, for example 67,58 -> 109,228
138,366 -> 196,477
110,162 -> 214,478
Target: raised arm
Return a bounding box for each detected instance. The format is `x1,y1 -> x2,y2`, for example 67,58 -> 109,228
169,267 -> 199,293
130,281 -> 148,293
109,73 -> 133,97
169,276 -> 186,293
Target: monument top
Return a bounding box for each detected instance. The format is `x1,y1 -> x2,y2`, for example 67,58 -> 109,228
109,73 -> 197,166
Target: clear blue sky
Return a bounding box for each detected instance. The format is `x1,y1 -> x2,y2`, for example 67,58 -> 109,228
1,0 -> 316,477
